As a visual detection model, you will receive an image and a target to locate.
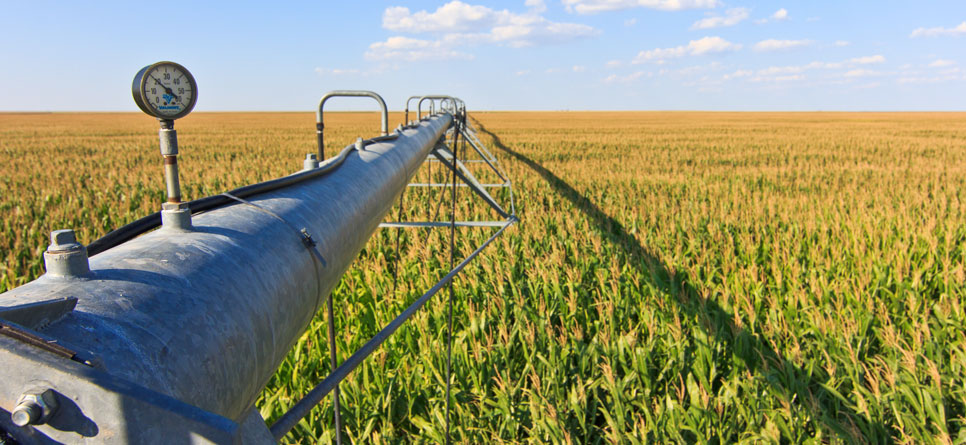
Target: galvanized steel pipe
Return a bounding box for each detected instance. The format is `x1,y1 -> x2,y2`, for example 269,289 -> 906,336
159,120 -> 182,203
0,114 -> 454,441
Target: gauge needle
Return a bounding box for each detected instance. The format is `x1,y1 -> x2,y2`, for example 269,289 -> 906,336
151,76 -> 180,101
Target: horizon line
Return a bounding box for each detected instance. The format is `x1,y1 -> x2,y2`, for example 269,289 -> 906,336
2,109 -> 966,114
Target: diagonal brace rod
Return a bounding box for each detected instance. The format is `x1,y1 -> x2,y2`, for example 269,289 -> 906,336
432,147 -> 509,219
268,219 -> 516,440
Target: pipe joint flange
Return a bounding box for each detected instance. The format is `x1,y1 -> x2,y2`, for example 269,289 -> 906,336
161,202 -> 193,231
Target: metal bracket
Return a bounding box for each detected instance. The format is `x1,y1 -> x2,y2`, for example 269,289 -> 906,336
0,297 -> 77,331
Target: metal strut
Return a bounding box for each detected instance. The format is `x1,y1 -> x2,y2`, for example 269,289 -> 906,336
268,220 -> 516,440
444,113 -> 460,445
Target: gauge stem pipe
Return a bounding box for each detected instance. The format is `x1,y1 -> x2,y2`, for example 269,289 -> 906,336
159,119 -> 182,203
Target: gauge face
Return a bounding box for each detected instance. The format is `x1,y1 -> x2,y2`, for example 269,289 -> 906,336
132,62 -> 197,120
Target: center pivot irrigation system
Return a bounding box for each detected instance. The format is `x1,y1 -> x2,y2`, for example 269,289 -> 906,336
0,62 -> 516,443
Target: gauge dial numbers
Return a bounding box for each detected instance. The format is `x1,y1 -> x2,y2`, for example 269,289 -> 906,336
132,61 -> 197,120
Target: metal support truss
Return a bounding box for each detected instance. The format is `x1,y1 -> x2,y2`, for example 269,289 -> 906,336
270,107 -> 516,443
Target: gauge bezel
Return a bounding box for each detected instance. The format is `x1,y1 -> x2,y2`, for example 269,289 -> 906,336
132,61 -> 198,120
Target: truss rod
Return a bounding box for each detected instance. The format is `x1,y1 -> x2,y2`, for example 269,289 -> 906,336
268,219 -> 515,440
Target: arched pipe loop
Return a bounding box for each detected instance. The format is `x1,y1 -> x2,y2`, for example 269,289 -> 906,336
317,90 -> 389,160
405,95 -> 464,124
417,96 -> 460,120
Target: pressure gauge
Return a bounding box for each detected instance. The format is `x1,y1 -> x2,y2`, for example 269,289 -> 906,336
132,61 -> 197,120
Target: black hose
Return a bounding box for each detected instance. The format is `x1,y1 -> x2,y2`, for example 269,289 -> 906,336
87,139 -> 367,257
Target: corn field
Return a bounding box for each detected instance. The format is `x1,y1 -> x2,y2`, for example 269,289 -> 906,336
1,111 -> 965,443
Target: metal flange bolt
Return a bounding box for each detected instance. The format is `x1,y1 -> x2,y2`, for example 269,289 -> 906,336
43,229 -> 90,278
11,389 -> 58,427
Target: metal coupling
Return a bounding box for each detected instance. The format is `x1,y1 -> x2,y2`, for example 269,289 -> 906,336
11,389 -> 59,427
159,127 -> 178,156
355,137 -> 365,151
159,122 -> 183,203
43,229 -> 90,278
303,153 -> 319,171
161,202 -> 193,231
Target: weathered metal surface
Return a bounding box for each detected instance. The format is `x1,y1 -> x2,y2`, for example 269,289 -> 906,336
0,114 -> 453,442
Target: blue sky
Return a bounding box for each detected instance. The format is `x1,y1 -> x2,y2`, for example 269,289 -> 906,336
2,1 -> 964,111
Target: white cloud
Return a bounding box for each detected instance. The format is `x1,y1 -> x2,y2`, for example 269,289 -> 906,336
562,0 -> 719,14
624,18 -> 637,26
750,74 -> 805,82
604,71 -> 649,83
637,46 -> 687,61
365,36 -> 475,61
844,69 -> 882,78
675,62 -> 721,76
691,8 -> 749,30
634,36 -> 741,63
898,73 -> 966,84
525,0 -> 547,13
383,2 -> 493,33
850,55 -> 885,64
686,36 -> 741,55
515,69 -> 531,76
734,58 -> 881,83
753,39 -> 812,51
573,65 -> 587,72
723,69 -> 752,80
834,40 -> 850,47
929,59 -> 956,68
380,1 -> 598,50
910,21 -> 966,38
606,59 -> 623,68
757,65 -> 806,75
755,8 -> 789,24
314,67 -> 361,75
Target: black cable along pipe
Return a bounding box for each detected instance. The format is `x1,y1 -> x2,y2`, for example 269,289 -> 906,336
87,133 -> 401,257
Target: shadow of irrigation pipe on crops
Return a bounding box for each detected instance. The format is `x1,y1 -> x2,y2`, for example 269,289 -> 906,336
473,120 -> 890,443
